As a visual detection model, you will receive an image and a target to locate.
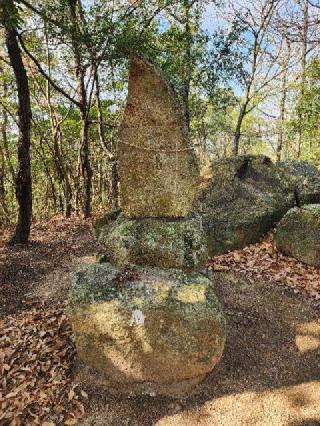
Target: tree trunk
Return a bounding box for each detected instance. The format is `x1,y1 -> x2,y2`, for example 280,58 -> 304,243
94,68 -> 119,209
79,107 -> 92,217
109,160 -> 120,209
5,27 -> 32,245
296,0 -> 308,159
182,0 -> 192,129
1,78 -> 16,185
233,104 -> 247,156
69,0 -> 92,217
44,25 -> 73,217
0,149 -> 10,226
276,36 -> 290,162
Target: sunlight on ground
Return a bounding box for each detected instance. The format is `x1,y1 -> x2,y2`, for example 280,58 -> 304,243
156,382 -> 320,426
295,321 -> 320,354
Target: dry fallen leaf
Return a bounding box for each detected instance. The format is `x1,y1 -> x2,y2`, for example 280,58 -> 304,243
209,231 -> 320,305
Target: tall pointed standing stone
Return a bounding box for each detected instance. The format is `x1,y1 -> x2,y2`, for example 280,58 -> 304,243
118,55 -> 199,218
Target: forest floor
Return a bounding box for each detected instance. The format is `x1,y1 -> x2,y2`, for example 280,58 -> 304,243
0,215 -> 319,426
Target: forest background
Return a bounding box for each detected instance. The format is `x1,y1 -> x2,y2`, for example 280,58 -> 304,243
1,0 -> 320,240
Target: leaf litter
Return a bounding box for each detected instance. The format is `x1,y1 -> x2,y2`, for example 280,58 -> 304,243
0,300 -> 87,425
209,231 -> 320,306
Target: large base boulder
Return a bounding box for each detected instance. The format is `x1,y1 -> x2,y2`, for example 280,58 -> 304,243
69,263 -> 226,397
277,161 -> 320,206
95,215 -> 208,270
197,155 -> 295,255
275,204 -> 320,267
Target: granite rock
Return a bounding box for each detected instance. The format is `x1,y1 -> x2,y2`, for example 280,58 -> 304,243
118,55 -> 199,218
197,155 -> 295,255
275,204 -> 320,267
69,263 -> 226,396
96,215 -> 208,270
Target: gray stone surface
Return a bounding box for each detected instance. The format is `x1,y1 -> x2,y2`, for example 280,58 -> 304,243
277,160 -> 320,205
197,155 -> 295,255
275,204 -> 320,267
118,55 -> 199,218
69,263 -> 226,397
96,214 -> 208,270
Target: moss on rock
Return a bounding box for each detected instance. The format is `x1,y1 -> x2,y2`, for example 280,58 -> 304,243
197,155 -> 296,255
69,263 -> 226,396
275,204 -> 320,267
97,215 -> 208,270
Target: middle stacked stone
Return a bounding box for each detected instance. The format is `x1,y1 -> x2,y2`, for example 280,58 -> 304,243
96,215 -> 208,270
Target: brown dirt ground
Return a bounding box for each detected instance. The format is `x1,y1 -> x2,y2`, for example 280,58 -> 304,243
0,216 -> 319,426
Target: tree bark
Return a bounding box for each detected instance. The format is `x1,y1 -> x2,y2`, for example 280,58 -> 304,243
94,68 -> 119,209
5,27 -> 32,245
276,36 -> 290,162
296,0 -> 308,159
69,0 -> 92,218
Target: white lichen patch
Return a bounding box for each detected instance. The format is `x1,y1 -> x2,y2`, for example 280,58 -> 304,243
129,309 -> 145,326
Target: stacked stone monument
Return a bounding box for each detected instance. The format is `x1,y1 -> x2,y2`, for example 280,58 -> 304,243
69,55 -> 226,397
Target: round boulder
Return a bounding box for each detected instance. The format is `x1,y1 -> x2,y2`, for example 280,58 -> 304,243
96,215 -> 208,270
69,263 -> 226,397
275,204 -> 320,267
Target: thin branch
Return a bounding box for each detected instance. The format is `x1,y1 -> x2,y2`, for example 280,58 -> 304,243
17,32 -> 82,108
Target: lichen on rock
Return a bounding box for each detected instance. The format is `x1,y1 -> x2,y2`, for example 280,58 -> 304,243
69,263 -> 226,396
275,204 -> 320,267
118,54 -> 199,218
197,155 -> 296,255
96,214 -> 208,270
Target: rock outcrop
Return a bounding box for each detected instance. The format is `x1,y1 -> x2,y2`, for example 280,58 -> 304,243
275,204 -> 320,267
70,263 -> 226,396
197,155 -> 295,255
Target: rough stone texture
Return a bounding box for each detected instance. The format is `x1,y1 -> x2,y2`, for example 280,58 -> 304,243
91,208 -> 121,239
197,155 -> 296,255
275,204 -> 320,267
69,263 -> 226,397
277,160 -> 320,205
118,55 -> 199,218
96,214 -> 208,270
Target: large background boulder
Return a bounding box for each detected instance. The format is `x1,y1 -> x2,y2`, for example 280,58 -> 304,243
277,160 -> 320,206
197,155 -> 295,255
275,204 -> 320,267
96,215 -> 208,270
69,263 -> 226,397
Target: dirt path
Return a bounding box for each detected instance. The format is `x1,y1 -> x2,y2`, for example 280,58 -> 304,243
0,217 -> 319,425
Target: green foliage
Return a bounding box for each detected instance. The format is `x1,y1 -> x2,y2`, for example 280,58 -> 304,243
1,0 -> 319,228
287,58 -> 320,165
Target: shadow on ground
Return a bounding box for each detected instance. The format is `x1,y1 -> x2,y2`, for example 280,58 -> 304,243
0,217 -> 99,318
